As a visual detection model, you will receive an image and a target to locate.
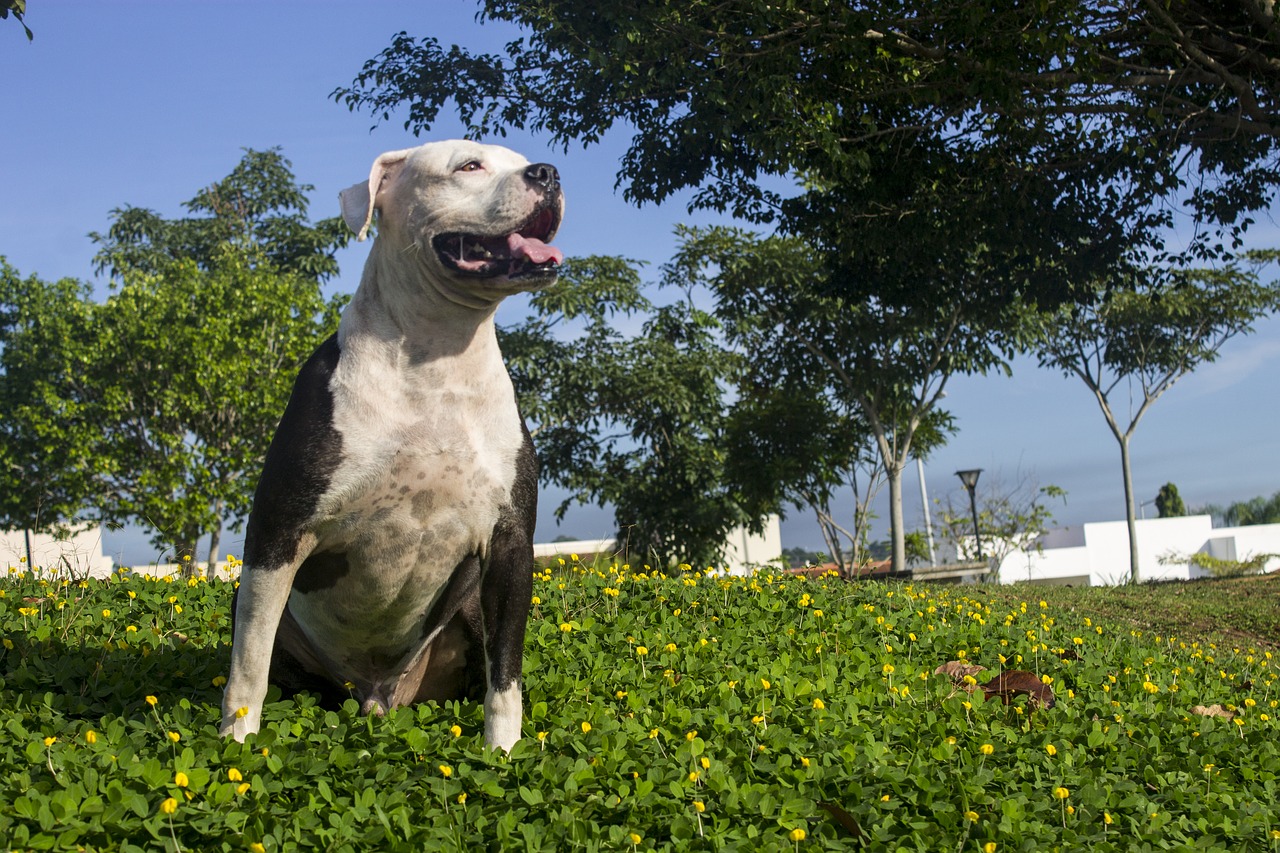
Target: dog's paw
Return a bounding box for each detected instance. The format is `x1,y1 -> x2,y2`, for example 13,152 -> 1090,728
483,683 -> 523,753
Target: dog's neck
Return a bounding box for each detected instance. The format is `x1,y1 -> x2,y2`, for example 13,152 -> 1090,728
338,236 -> 506,368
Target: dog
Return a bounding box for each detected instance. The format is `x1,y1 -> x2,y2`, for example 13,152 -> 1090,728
220,140 -> 563,752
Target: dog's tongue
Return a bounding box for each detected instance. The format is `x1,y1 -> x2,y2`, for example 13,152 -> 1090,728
507,232 -> 564,265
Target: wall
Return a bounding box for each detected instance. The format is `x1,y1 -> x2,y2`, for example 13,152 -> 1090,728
0,525 -> 115,579
992,515 -> 1280,586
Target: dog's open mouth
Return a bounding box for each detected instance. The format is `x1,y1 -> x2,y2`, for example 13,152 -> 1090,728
433,206 -> 563,280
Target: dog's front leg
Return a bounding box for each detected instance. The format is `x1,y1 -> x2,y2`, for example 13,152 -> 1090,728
480,517 -> 535,752
220,562 -> 302,741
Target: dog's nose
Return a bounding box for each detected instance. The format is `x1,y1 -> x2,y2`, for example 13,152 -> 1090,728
524,163 -> 559,193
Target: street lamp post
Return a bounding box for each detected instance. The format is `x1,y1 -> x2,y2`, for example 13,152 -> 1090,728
955,469 -> 983,563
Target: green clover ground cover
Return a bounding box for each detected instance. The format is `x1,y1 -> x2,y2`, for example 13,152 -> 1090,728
1,561 -> 1278,852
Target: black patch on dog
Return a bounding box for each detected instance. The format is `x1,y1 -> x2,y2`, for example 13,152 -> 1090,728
292,551 -> 351,594
480,420 -> 538,690
243,334 -> 344,570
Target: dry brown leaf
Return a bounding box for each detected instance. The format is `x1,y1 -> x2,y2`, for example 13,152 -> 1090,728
1192,704 -> 1235,720
982,669 -> 1056,711
934,661 -> 988,682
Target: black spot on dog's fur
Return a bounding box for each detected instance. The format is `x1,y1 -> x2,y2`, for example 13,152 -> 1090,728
243,334 -> 344,570
292,551 -> 352,594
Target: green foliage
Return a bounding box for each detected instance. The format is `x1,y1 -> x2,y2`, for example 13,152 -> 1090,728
336,1 -> 1280,299
1159,550 -> 1279,579
500,257 -> 753,566
4,562 -> 1280,850
1,0 -> 31,41
1201,491 -> 1280,527
0,261 -> 102,532
91,148 -> 351,287
1156,483 -> 1187,519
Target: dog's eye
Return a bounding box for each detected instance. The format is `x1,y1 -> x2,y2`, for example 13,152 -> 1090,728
457,161 -> 483,173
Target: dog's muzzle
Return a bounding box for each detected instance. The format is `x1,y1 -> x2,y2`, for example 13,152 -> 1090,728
433,163 -> 564,281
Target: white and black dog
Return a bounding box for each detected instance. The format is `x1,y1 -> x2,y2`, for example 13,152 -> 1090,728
220,140 -> 563,751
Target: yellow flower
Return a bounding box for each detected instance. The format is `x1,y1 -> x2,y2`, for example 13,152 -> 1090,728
666,643 -> 678,652
42,736 -> 56,747
228,768 -> 243,782
211,675 -> 227,687
581,722 -> 592,734
1104,812 -> 1113,825
636,646 -> 648,656
693,800 -> 706,813
629,832 -> 642,845
1045,743 -> 1057,756
457,792 -> 467,804
174,772 -> 189,788
145,695 -> 158,707
812,698 -> 825,710
789,828 -> 806,842
761,678 -> 771,690
984,844 -> 997,853
1143,681 -> 1159,694
799,757 -> 810,768
450,725 -> 462,738
102,609 -> 111,618
700,756 -> 710,769
812,609 -> 823,618
236,706 -> 249,719
237,782 -> 251,795
688,771 -> 699,782
980,743 -> 994,755
84,730 -> 98,744
882,664 -> 895,676
438,764 -> 453,778
250,844 -> 265,853
559,623 -> 572,633
160,797 -> 178,815
965,810 -> 979,822
1053,787 -> 1069,800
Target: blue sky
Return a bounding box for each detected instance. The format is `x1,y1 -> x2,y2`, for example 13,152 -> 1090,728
3,2 -> 1278,567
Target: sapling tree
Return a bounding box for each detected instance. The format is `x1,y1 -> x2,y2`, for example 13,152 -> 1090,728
1035,252 -> 1280,582
936,472 -> 1067,581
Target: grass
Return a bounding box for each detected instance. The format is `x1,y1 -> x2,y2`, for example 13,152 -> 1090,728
1,560 -> 1278,851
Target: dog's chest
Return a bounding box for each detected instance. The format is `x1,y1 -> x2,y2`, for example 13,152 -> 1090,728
288,348 -> 522,647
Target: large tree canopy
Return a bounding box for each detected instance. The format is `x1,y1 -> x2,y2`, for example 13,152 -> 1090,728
337,0 -> 1280,280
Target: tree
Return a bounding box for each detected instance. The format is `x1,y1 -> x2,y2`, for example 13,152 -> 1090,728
1,0 -> 31,41
1,150 -> 349,570
0,261 -> 102,534
93,250 -> 343,568
1035,252 -> 1280,582
336,1 -> 1280,294
666,226 -> 1031,574
1200,491 -> 1280,526
499,256 -> 755,567
1155,483 -> 1187,518
92,148 -> 350,286
936,472 -> 1067,581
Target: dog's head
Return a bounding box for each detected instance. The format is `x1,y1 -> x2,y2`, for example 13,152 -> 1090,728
340,141 -> 565,304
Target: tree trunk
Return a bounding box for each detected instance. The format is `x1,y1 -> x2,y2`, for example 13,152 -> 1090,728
887,462 -> 906,573
1119,434 -> 1140,583
206,512 -> 224,578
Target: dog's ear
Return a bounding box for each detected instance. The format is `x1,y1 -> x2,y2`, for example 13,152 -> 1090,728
339,148 -> 413,241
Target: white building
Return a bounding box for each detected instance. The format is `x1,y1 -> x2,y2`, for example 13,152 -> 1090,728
991,515 -> 1280,586
0,525 -> 115,579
